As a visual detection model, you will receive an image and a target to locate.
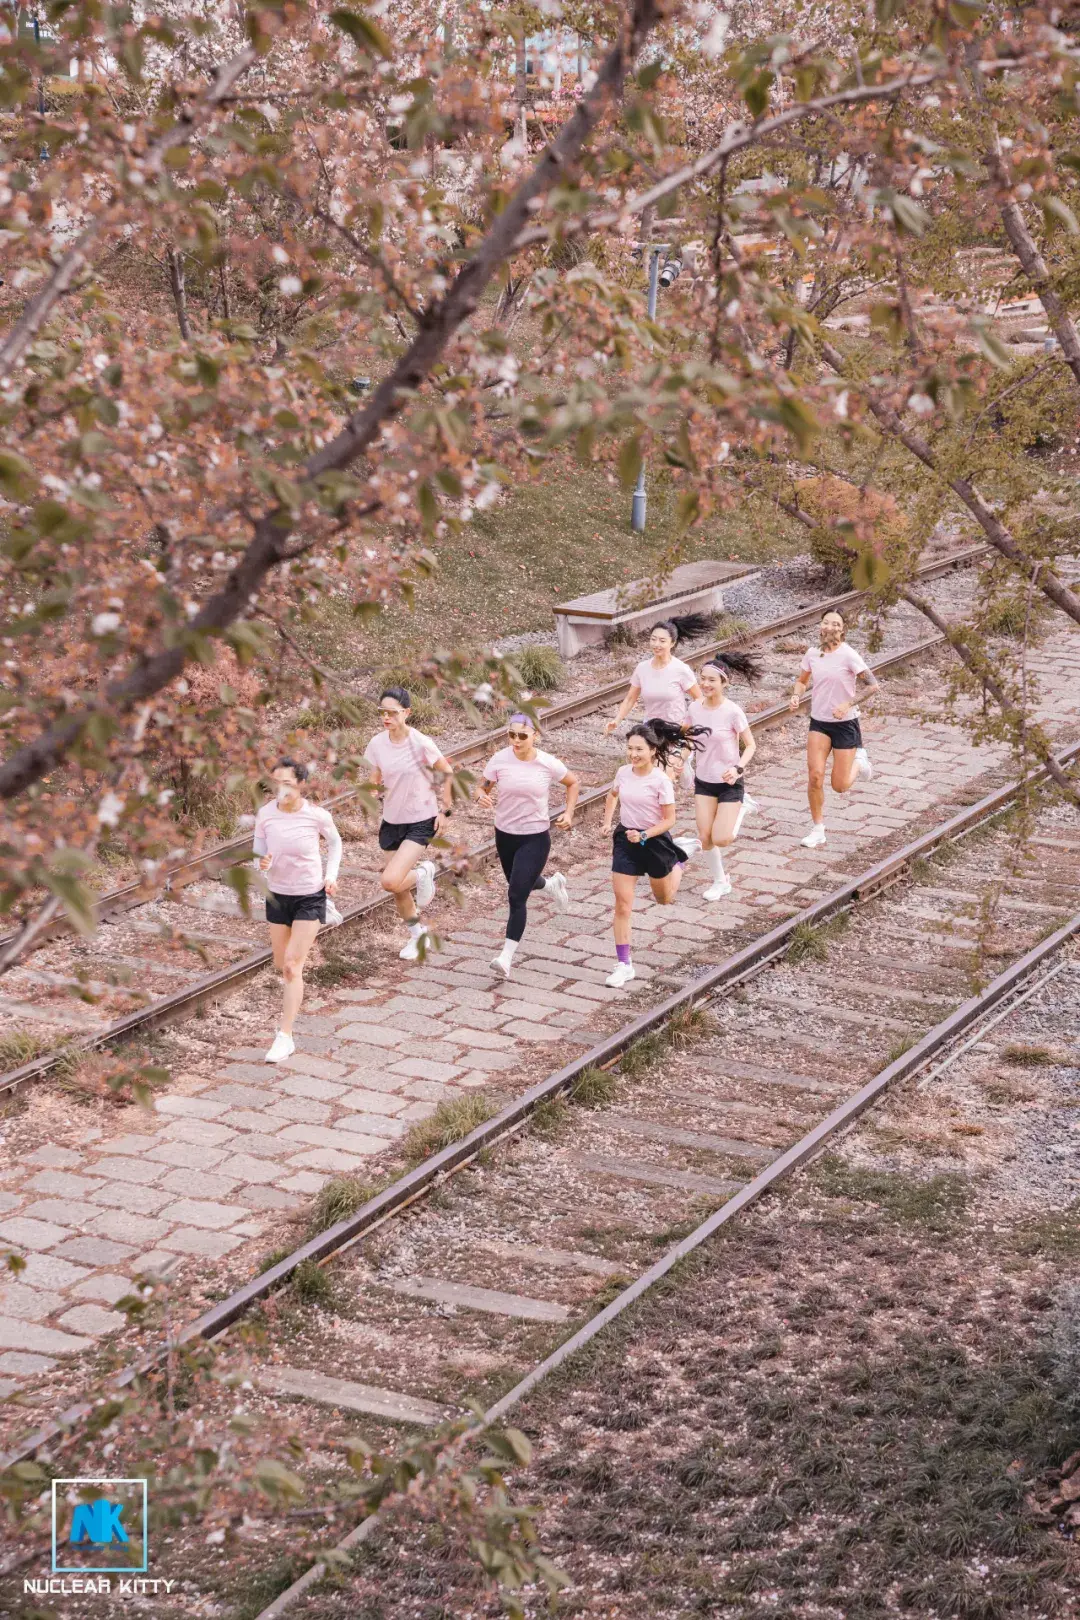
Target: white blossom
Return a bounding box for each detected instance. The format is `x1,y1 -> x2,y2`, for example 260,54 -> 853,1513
91,612 -> 121,636
97,790 -> 124,827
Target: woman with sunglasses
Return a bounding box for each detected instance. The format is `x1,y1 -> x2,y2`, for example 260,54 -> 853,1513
687,652 -> 761,901
600,718 -> 705,988
363,686 -> 454,961
476,713 -> 579,978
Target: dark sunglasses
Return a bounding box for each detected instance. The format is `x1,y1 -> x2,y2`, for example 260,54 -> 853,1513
507,729 -> 531,740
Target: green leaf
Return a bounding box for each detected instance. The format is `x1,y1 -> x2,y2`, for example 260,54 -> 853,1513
971,317 -> 1014,370
329,8 -> 392,58
0,449 -> 38,501
637,59 -> 664,90
775,394 -> 819,451
40,867 -> 96,937
255,1458 -> 306,1501
887,192 -> 929,237
1041,194 -> 1079,235
947,0 -> 984,23
875,0 -> 899,18
870,301 -> 904,342
417,479 -> 438,531
851,549 -> 891,590
744,73 -> 771,117
617,435 -> 643,490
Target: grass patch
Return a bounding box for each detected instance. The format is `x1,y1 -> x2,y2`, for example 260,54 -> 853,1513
568,1065 -> 620,1110
308,945 -> 379,989
785,911 -> 850,964
291,692 -> 377,734
0,1028 -> 52,1069
401,1093 -> 493,1168
1010,1201 -> 1080,1260
257,1246 -> 293,1274
813,1157 -> 972,1231
887,1032 -> 919,1063
227,1556 -> 313,1620
619,1030 -> 668,1081
529,1094 -> 570,1140
292,1258 -> 336,1309
666,1002 -> 712,1049
1002,1042 -> 1058,1066
982,595 -> 1048,639
511,645 -> 564,692
306,1173 -> 385,1237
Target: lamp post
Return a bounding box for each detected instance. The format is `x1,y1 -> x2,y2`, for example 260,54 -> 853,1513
630,243 -> 682,532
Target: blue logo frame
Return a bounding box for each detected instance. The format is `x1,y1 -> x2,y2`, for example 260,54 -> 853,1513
51,1478 -> 148,1574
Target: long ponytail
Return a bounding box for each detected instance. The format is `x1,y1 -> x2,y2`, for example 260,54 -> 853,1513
629,718 -> 709,769
701,648 -> 763,684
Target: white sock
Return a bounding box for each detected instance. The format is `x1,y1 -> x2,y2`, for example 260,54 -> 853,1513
705,847 -> 725,880
498,939 -> 519,966
408,919 -> 425,937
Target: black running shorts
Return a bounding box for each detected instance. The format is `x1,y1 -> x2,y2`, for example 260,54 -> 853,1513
378,816 -> 437,851
611,825 -> 687,880
265,889 -> 326,926
809,716 -> 862,751
694,776 -> 745,803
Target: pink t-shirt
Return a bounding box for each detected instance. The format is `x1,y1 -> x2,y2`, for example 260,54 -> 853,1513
364,727 -> 443,824
483,747 -> 567,835
632,656 -> 698,724
614,763 -> 675,832
687,697 -> 749,780
800,644 -> 870,722
253,800 -> 343,896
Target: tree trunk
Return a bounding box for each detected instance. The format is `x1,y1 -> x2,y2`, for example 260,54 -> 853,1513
167,248 -> 191,341
987,145 -> 1080,392
515,34 -> 527,149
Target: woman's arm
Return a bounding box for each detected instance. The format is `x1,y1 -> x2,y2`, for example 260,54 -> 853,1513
432,755 -> 454,818
475,776 -> 496,809
322,815 -> 343,895
833,671 -> 879,720
601,787 -> 619,834
604,682 -> 641,734
629,803 -> 677,843
554,770 -> 580,830
737,727 -> 757,770
253,815 -> 272,872
686,681 -> 703,702
789,671 -> 811,711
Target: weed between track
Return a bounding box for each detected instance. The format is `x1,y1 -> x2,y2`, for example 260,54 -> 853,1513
401,1092 -> 494,1167
785,912 -> 851,964
1003,1042 -> 1059,1066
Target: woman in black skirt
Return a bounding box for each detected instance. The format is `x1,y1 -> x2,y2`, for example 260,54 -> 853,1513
600,719 -> 704,988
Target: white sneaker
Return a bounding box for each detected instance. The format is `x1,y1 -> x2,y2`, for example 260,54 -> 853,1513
399,929 -> 430,962
490,953 -> 513,979
605,961 -> 637,988
264,1031 -> 295,1064
855,747 -> 873,780
673,835 -> 701,861
545,871 -> 570,913
801,823 -> 827,848
414,860 -> 436,909
704,878 -> 733,901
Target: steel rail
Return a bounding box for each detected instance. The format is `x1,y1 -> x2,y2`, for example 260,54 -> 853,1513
0,633 -> 948,1095
0,543 -> 988,954
2,731 -> 1075,1474
253,909 -> 1080,1620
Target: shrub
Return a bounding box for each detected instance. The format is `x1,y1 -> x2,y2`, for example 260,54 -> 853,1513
794,474 -> 909,582
512,644 -> 564,692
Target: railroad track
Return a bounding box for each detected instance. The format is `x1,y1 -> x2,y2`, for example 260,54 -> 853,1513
2,744 -> 1077,1612
0,541 -> 988,1091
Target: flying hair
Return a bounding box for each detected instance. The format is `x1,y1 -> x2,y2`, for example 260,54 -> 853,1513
651,619 -> 680,644
701,648 -> 764,684
628,718 -> 709,769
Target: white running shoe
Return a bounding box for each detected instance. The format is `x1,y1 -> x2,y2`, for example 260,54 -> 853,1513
801,823 -> 827,848
704,878 -> 733,901
545,871 -> 570,913
490,952 -> 513,979
673,835 -> 702,861
855,747 -> 873,780
605,961 -> 637,988
264,1031 -> 295,1065
399,928 -> 431,962
414,860 -> 436,909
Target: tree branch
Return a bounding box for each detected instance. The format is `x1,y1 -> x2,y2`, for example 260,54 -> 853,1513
986,142 -> 1080,392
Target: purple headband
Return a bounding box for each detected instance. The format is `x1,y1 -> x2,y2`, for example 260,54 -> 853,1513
509,712 -> 535,728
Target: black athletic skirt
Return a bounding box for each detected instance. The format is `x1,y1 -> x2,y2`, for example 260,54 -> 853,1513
379,816 -> 437,851
611,825 -> 687,880
695,776 -> 744,803
266,889 -> 326,926
809,716 -> 862,751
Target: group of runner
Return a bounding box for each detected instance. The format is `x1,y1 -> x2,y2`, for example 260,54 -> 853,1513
254,611 -> 881,1063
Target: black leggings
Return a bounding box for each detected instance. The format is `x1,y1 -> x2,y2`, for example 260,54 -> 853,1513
495,828 -> 550,941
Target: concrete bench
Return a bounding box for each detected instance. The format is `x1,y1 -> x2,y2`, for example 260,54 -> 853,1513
554,560 -> 759,658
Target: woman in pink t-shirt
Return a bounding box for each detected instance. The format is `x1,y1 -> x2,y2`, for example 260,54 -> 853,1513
604,622 -> 702,782
600,719 -> 703,988
789,611 -> 879,849
363,686 -> 454,961
688,652 -> 761,902
476,714 -> 580,979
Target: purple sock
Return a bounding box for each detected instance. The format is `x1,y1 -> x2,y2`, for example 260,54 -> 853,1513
616,943 -> 632,965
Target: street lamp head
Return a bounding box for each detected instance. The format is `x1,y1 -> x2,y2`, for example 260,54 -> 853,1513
658,256 -> 683,289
